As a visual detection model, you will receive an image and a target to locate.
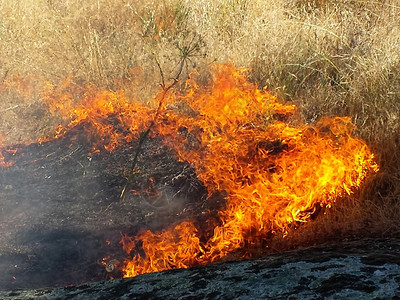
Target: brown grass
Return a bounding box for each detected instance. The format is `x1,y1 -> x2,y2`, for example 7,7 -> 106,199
0,0 -> 399,242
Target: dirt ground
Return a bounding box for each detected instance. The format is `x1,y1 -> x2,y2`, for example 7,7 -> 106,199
0,124 -> 217,290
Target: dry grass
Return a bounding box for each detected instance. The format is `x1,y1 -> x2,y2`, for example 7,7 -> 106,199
0,0 -> 399,241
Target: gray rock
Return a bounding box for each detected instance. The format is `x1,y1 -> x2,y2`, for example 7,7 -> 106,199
3,239 -> 400,299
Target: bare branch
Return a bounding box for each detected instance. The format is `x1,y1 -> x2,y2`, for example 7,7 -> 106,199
119,57 -> 185,201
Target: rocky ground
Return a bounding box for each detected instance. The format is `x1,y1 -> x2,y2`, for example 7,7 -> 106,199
2,238 -> 400,299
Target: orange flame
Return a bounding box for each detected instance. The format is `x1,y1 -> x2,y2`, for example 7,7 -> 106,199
122,222 -> 203,277
0,63 -> 379,278
40,86 -> 153,152
119,63 -> 378,276
0,150 -> 11,167
0,137 -> 17,167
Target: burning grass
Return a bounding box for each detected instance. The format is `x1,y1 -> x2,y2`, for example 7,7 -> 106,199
0,0 -> 399,281
119,64 -> 379,277
0,63 -> 379,278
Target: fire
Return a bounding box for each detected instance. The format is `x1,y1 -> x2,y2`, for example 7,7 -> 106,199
0,149 -> 10,167
0,136 -> 18,167
40,85 -> 153,152
0,63 -> 378,278
117,64 -> 378,276
121,222 -> 202,277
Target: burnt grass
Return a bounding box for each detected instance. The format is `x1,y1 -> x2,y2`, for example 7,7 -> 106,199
0,122 -> 224,290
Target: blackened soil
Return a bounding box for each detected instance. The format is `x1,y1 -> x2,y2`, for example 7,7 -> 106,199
0,123 -> 221,290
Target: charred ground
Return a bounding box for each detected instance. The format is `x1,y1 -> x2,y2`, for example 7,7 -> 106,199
0,122 -> 219,289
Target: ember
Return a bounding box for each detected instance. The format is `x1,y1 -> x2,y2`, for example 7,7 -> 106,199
0,139 -> 18,167
0,63 -> 378,281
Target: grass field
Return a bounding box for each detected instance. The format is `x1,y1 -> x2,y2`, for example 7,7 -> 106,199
1,0 -> 399,245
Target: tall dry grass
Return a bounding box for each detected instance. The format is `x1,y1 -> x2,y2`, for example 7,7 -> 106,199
0,0 -> 399,240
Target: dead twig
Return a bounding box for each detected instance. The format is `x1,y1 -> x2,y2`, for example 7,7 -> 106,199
2,105 -> 19,112
119,57 -> 186,201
